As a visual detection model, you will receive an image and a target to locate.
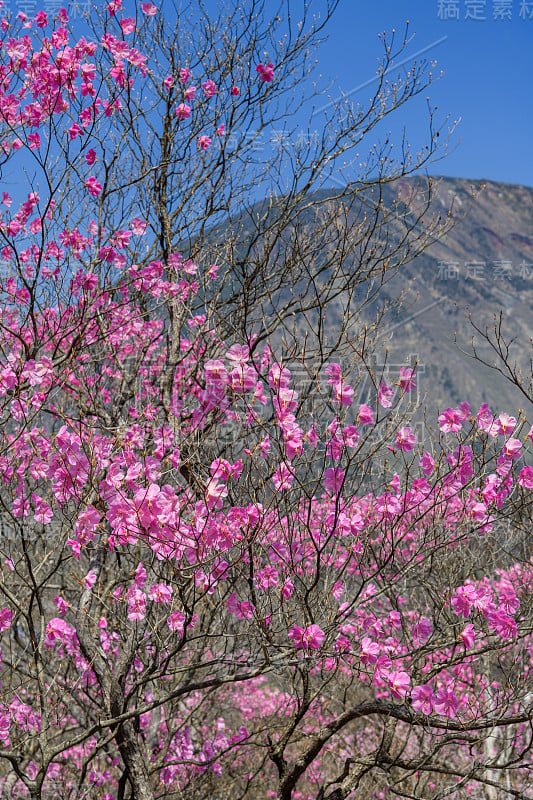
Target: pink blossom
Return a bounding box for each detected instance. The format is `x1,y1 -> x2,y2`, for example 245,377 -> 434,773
434,688 -> 459,718
411,684 -> 434,714
438,407 -> 463,433
69,123 -> 83,140
141,2 -> 157,14
84,569 -> 97,589
360,637 -> 380,665
413,616 -> 432,644
388,670 -> 410,699
45,618 -> 73,648
460,623 -> 476,649
269,363 -> 291,390
226,343 -> 249,364
288,624 -> 325,650
272,463 -> 294,492
325,363 -> 342,385
120,17 -> 136,34
281,579 -> 294,599
477,403 -> 496,434
470,501 -> 489,523
168,611 -> 185,633
518,466 -> 533,488
54,596 -> 69,616
148,583 -> 173,604
35,10 -> 48,27
503,437 -> 522,460
451,585 -> 477,618
256,566 -> 278,590
86,176 -> 102,197
126,588 -> 147,621
131,217 -> 147,235
134,562 -> 147,588
202,79 -> 217,98
175,103 -> 191,120
358,404 -> 374,425
334,381 -> 354,406
374,654 -> 392,682
332,581 -> 344,599
395,427 -> 417,453
256,62 -> 274,82
378,382 -> 394,408
0,608 -> 12,632
419,451 -> 435,475
306,425 -> 318,447
232,86 -> 240,95
205,478 -> 228,509
486,608 -> 517,639
398,366 -> 416,393
32,494 -> 53,524
498,412 -> 516,434
197,135 -> 211,150
323,467 -> 344,495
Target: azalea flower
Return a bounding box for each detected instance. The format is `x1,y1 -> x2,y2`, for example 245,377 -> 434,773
388,670 -> 410,699
256,62 -> 274,82
272,463 -> 294,491
460,623 -> 476,649
398,366 -> 416,393
358,403 -> 374,425
378,382 -> 394,408
0,608 -> 13,632
434,688 -> 458,718
395,426 -> 417,452
288,624 -> 325,650
411,684 -> 434,714
419,451 -> 435,475
175,103 -> 191,120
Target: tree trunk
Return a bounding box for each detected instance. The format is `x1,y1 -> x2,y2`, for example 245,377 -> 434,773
114,718 -> 154,800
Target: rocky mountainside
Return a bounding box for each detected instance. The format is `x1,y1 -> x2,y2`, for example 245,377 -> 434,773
364,176 -> 533,421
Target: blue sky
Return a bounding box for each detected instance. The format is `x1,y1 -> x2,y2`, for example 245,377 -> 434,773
309,0 -> 533,187
5,0 -> 531,192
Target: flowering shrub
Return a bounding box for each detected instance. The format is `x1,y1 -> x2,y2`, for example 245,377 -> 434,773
0,3 -> 530,800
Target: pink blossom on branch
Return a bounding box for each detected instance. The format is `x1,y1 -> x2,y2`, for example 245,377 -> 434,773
358,403 -> 374,425
411,684 -> 434,714
434,688 -> 459,718
85,176 -> 102,197
0,608 -> 13,632
197,135 -> 212,150
175,103 -> 191,120
256,62 -> 274,82
398,366 -> 416,393
288,624 -> 325,650
378,382 -> 394,408
395,426 -> 417,453
388,670 -> 410,699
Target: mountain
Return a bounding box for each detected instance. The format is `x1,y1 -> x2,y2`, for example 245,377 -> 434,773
365,176 -> 533,422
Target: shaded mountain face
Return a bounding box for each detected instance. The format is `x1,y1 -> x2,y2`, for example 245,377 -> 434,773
366,176 -> 533,421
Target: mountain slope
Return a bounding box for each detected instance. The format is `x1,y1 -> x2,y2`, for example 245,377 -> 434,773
368,176 -> 533,418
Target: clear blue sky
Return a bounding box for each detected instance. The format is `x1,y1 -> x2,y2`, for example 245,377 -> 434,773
8,0 -> 532,191
306,0 -> 533,187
